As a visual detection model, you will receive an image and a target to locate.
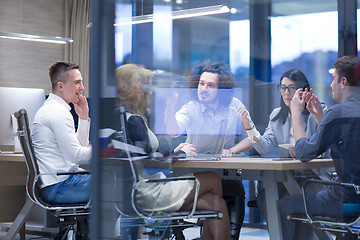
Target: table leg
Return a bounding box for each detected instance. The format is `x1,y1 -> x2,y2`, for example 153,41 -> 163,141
264,170 -> 282,240
282,171 -> 301,196
19,225 -> 25,240
3,197 -> 33,240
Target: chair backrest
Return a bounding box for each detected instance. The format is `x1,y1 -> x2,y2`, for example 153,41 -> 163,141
14,109 -> 40,204
113,107 -> 214,220
112,106 -> 144,217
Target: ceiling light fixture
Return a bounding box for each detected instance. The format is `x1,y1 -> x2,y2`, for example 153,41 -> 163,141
0,0 -> 73,45
114,5 -> 230,26
0,32 -> 73,44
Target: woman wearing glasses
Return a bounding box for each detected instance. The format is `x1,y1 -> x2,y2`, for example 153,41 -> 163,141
235,69 -> 325,159
234,69 -> 333,223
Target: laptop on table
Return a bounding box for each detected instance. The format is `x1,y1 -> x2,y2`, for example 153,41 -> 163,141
177,119 -> 228,161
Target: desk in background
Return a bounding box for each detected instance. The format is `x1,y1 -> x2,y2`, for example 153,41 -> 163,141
0,153 -> 27,223
0,153 -> 58,240
173,157 -> 334,240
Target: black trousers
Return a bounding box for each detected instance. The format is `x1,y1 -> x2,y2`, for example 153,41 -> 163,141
222,179 -> 246,240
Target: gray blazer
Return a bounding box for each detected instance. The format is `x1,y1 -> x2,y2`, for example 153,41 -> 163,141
252,106 -> 333,180
252,107 -> 316,157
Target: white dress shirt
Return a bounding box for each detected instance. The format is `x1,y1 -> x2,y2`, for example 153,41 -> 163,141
31,93 -> 92,188
175,97 -> 251,154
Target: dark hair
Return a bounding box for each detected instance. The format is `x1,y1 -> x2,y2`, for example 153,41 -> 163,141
273,69 -> 310,123
334,56 -> 360,86
49,61 -> 79,91
188,60 -> 235,106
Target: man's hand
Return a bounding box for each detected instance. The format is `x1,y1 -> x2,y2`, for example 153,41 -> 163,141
305,89 -> 324,125
222,149 -> 234,157
290,89 -> 306,117
288,146 -> 297,159
74,94 -> 89,120
165,93 -> 178,109
174,143 -> 197,156
164,93 -> 180,136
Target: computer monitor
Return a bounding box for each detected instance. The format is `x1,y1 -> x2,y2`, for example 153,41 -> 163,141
0,87 -> 45,152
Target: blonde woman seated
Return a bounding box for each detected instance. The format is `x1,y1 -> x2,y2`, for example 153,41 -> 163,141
115,63 -> 230,240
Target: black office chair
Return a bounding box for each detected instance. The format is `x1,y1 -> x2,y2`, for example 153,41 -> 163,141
109,106 -> 223,239
288,179 -> 360,240
14,109 -> 91,240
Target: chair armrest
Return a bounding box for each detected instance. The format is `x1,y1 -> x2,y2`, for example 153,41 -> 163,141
57,171 -> 90,176
302,179 -> 341,188
133,176 -> 201,220
144,176 -> 196,183
303,179 -> 360,194
38,171 -> 90,177
301,179 -> 360,222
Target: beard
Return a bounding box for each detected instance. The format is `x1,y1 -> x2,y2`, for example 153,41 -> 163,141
198,93 -> 218,105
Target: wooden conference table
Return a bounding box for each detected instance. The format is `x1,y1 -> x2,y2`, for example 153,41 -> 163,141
1,153 -> 334,240
172,157 -> 334,240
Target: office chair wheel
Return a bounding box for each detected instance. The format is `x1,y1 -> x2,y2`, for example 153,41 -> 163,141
334,233 -> 360,240
172,227 -> 186,240
55,225 -> 76,240
145,224 -> 186,240
54,217 -> 89,240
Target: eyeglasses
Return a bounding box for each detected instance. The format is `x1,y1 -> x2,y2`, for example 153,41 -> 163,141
278,84 -> 297,93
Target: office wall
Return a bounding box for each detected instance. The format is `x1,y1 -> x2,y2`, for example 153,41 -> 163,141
0,0 -> 65,94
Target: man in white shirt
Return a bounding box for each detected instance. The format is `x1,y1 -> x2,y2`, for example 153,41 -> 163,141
32,61 -> 92,204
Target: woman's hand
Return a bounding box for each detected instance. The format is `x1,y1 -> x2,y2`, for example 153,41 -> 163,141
290,89 -> 307,117
174,143 -> 197,156
230,106 -> 253,130
230,106 -> 260,143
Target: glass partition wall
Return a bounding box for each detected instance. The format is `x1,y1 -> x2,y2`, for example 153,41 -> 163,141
90,0 -> 357,239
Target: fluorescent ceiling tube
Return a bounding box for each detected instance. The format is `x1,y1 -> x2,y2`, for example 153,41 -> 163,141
114,5 -> 230,26
0,32 -> 73,44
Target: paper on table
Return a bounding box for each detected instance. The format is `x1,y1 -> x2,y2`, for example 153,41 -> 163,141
111,139 -> 146,154
278,144 -> 294,150
272,158 -> 294,161
99,128 -> 116,138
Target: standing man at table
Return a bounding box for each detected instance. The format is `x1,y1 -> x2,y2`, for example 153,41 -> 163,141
32,61 -> 92,204
280,55 -> 360,239
165,60 -> 254,238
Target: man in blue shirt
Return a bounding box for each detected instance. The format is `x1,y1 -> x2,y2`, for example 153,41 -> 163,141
280,55 -> 360,239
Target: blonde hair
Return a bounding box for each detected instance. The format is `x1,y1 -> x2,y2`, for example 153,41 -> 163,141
115,64 -> 153,117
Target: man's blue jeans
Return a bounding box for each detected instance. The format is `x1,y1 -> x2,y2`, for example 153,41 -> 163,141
40,174 -> 91,204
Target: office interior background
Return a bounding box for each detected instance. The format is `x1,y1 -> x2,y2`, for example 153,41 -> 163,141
0,0 -> 359,239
